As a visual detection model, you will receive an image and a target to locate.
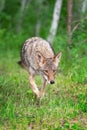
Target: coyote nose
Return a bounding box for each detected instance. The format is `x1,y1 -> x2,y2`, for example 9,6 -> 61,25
50,80 -> 55,84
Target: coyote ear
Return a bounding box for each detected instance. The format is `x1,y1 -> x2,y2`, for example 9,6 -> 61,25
36,52 -> 46,66
53,52 -> 62,66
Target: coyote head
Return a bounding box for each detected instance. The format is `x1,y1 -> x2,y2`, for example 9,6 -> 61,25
36,52 -> 62,84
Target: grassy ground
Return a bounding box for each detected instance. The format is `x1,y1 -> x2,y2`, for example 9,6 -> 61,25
0,45 -> 87,129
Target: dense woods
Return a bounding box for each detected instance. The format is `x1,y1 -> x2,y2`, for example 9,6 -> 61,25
0,0 -> 87,129
0,0 -> 87,43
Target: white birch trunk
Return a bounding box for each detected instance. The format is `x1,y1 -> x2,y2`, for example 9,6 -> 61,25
47,0 -> 62,44
82,0 -> 87,13
0,0 -> 5,11
35,19 -> 41,36
35,0 -> 42,36
16,0 -> 27,33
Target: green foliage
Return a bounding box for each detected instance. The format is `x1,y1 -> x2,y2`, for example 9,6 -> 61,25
0,0 -> 55,35
0,0 -> 87,129
0,30 -> 87,129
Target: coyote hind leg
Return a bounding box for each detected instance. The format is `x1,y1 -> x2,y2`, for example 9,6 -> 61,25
29,74 -> 40,98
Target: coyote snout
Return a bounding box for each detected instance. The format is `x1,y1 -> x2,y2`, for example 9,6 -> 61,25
18,37 -> 62,98
50,80 -> 54,84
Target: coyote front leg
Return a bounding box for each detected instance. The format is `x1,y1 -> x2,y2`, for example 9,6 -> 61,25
40,79 -> 47,98
29,74 -> 40,98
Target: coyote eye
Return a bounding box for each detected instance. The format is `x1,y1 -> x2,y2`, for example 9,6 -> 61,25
53,70 -> 56,74
44,70 -> 48,74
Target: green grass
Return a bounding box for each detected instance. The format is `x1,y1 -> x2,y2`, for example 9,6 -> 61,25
0,33 -> 87,129
0,50 -> 87,130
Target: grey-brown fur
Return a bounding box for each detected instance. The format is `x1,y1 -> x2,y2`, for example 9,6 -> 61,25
18,37 -> 62,98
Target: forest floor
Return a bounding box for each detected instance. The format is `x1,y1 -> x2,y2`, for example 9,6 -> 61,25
0,50 -> 87,130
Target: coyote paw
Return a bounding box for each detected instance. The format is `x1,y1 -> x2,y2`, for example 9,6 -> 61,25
36,91 -> 45,99
38,92 -> 44,99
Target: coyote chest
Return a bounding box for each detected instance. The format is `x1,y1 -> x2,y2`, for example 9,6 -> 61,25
19,37 -> 62,98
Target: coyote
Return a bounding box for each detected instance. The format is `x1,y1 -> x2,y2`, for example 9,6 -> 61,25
18,37 -> 62,98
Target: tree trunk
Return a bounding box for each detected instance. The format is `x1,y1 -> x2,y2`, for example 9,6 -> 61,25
0,0 -> 5,28
16,0 -> 28,33
67,0 -> 72,45
35,0 -> 42,36
0,0 -> 5,12
82,0 -> 87,14
35,19 -> 41,36
47,0 -> 62,44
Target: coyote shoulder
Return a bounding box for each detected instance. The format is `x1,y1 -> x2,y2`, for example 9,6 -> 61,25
18,37 -> 62,98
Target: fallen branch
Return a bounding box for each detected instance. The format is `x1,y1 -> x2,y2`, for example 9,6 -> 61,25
72,17 -> 87,24
77,39 -> 87,45
71,23 -> 80,35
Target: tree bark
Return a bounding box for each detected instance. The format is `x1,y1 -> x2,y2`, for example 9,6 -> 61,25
35,19 -> 41,36
16,0 -> 30,33
82,0 -> 87,14
0,0 -> 5,12
35,0 -> 42,36
67,0 -> 72,45
47,0 -> 62,44
0,0 -> 5,28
